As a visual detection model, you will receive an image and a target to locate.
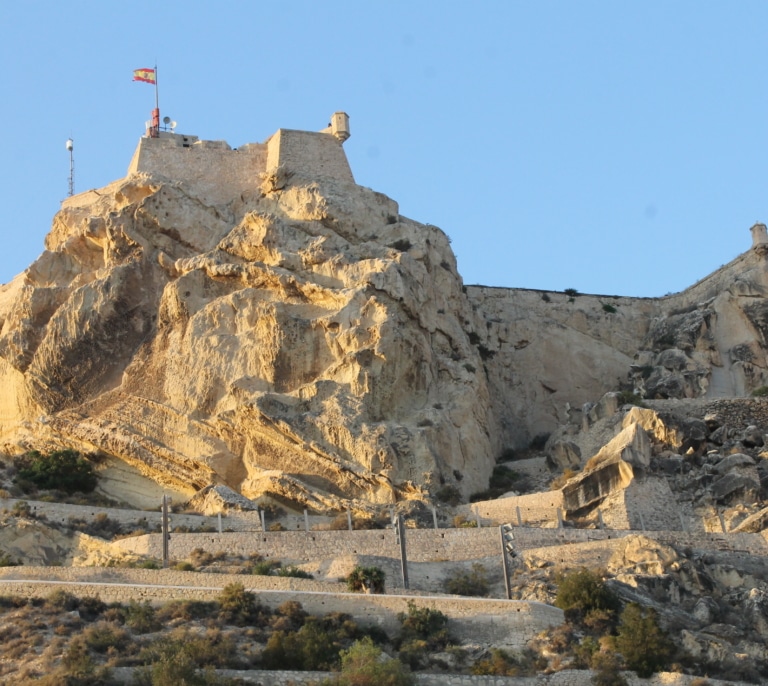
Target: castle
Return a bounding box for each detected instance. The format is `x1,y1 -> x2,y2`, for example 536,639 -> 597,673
126,112 -> 354,205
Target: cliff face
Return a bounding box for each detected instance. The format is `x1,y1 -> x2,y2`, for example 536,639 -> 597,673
469,243 -> 768,448
0,172 -> 498,509
1,138 -> 768,510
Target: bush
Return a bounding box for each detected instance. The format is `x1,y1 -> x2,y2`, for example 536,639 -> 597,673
334,636 -> 414,685
124,599 -> 161,633
554,568 -> 620,627
591,650 -> 629,686
616,390 -> 646,407
471,648 -> 522,676
218,583 -> 264,626
396,601 -> 449,644
250,559 -> 281,576
11,500 -> 32,517
135,633 -> 230,686
15,449 -> 97,494
451,513 -> 478,528
564,288 -> 580,297
347,566 -> 386,594
83,620 -> 129,653
601,303 -> 617,314
442,563 -> 490,597
752,386 -> 768,397
435,485 -> 462,506
615,603 -> 673,677
275,565 -> 313,579
0,551 -> 20,567
172,561 -> 195,572
262,616 -> 356,671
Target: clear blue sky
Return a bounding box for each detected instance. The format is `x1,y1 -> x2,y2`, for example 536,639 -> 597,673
1,1 -> 767,296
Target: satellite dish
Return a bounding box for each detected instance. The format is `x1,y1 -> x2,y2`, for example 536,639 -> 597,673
65,139 -> 73,151
163,116 -> 171,124
170,121 -> 177,130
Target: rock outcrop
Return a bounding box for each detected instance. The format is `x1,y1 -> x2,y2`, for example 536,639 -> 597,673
3,124 -> 768,513
0,166 -> 499,509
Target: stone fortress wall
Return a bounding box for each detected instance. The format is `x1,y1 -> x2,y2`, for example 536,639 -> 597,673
119,111 -> 354,206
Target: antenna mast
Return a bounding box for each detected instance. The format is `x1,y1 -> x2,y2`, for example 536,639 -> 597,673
66,138 -> 74,197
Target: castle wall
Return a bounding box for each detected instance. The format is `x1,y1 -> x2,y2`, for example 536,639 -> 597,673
106,525 -> 768,564
0,567 -> 562,649
266,129 -> 355,184
127,136 -> 268,205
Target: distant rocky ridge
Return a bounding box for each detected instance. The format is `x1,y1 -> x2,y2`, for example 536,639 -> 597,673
1,117 -> 768,514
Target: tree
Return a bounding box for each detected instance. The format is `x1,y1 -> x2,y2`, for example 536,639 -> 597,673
346,566 -> 385,594
16,449 -> 97,494
615,603 -> 673,678
554,568 -> 620,626
335,637 -> 413,686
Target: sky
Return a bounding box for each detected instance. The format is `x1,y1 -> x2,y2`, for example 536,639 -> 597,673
1,1 -> 767,297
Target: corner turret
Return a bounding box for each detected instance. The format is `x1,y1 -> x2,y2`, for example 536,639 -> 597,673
750,222 -> 768,249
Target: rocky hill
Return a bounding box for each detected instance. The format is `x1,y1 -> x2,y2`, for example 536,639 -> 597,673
0,119 -> 767,683
1,121 -> 768,516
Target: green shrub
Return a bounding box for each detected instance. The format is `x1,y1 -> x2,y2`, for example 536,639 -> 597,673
124,599 -> 161,633
15,449 -> 97,494
554,568 -> 620,626
615,603 -> 673,677
262,615 -> 360,671
10,500 -> 31,517
564,288 -> 580,297
347,566 -> 386,594
218,583 -> 264,626
396,601 -> 451,669
616,390 -> 646,407
591,650 -> 629,685
334,636 -> 414,685
250,559 -> 281,576
752,386 -> 768,397
452,514 -> 478,528
83,620 -> 129,653
135,632 -> 232,686
0,552 -> 20,567
442,563 -> 490,597
396,601 -> 449,644
602,303 -> 618,314
471,648 -> 522,676
275,565 -> 313,579
435,485 -> 462,506
172,561 -> 195,572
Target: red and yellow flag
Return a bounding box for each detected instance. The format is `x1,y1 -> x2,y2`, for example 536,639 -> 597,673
133,68 -> 156,84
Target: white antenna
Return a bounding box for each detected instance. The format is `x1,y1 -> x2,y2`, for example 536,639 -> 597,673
65,138 -> 74,197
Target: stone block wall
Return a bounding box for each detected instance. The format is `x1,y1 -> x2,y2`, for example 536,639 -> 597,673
127,136 -> 267,205
266,129 -> 354,184
0,497 -> 263,532
0,568 -> 563,649
463,491 -> 565,526
107,524 -> 768,569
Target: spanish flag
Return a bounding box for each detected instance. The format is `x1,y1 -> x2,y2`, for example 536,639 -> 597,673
133,68 -> 156,84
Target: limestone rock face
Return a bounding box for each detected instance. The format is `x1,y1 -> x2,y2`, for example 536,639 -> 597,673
0,173 -> 498,508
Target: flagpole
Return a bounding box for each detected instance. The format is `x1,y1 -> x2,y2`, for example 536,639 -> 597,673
151,64 -> 160,138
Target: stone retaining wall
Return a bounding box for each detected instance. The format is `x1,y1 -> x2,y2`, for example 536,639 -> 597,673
108,667 -> 752,686
107,524 -> 768,566
0,497 -> 262,532
0,575 -> 562,649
